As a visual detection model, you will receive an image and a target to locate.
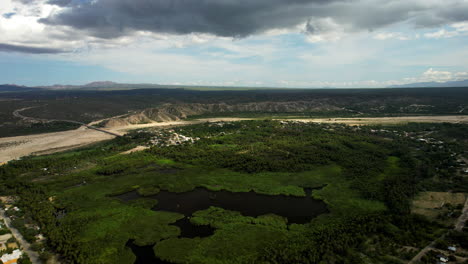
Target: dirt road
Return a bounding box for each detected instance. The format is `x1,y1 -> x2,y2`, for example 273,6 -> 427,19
408,195 -> 468,263
1,115 -> 467,165
407,233 -> 446,264
455,197 -> 468,232
13,106 -> 122,137
0,209 -> 41,264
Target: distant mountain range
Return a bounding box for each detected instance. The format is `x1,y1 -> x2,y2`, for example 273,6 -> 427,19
388,79 -> 468,88
34,81 -> 265,90
0,84 -> 37,92
2,80 -> 468,91
37,81 -> 167,90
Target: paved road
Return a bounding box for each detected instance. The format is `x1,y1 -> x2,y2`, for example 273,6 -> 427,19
0,209 -> 41,264
408,195 -> 468,264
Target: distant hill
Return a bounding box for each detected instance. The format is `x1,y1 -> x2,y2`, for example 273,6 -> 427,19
389,79 -> 468,88
37,81 -> 166,90
11,80 -> 468,91
36,81 -> 278,91
0,84 -> 36,92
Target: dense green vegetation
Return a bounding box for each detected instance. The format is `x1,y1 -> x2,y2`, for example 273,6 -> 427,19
360,123 -> 468,193
0,121 -> 466,263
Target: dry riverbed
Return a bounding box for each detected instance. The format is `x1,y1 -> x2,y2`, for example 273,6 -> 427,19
1,115 -> 467,165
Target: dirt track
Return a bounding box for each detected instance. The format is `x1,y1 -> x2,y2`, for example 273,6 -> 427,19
1,115 -> 467,165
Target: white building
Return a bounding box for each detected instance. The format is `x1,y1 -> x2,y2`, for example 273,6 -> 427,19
0,249 -> 22,264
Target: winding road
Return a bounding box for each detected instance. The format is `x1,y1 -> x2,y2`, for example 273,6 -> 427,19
455,196 -> 468,232
13,106 -> 122,137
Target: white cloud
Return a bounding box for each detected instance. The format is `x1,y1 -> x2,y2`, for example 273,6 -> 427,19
373,32 -> 411,40
454,71 -> 468,79
274,68 -> 468,88
395,68 -> 468,85
452,22 -> 468,32
424,29 -> 459,39
420,68 -> 453,81
424,22 -> 468,39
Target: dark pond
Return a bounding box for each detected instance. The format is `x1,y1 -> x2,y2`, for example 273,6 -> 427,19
126,218 -> 214,264
122,187 -> 327,264
173,217 -> 215,238
126,240 -> 172,264
118,187 -> 327,224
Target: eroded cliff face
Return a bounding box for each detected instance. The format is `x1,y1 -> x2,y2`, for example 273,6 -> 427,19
103,101 -> 343,127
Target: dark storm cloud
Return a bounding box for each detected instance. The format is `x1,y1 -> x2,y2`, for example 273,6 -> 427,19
408,1 -> 468,28
40,0 -> 345,38
13,0 -> 36,4
47,0 -> 72,7
0,43 -> 65,54
40,0 -> 468,39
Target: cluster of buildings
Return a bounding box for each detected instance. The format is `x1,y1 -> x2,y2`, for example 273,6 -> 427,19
0,224 -> 22,264
148,129 -> 199,146
0,196 -> 24,264
435,246 -> 457,263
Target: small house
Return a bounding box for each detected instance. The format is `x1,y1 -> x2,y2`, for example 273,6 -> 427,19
447,246 -> 457,252
437,254 -> 448,263
35,234 -> 45,241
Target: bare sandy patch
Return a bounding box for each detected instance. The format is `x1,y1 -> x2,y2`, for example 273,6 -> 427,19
287,115 -> 468,125
412,191 -> 467,219
0,126 -> 114,164
120,145 -> 150,155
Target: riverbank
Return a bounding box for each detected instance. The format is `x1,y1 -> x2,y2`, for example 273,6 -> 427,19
1,115 -> 467,165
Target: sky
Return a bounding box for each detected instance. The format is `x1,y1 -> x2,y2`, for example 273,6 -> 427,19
0,0 -> 468,88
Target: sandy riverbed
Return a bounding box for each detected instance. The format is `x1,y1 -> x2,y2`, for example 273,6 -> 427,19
0,126 -> 114,164
288,115 -> 468,125
1,115 -> 467,165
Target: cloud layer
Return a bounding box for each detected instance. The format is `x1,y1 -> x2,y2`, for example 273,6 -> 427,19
0,43 -> 64,53
1,0 -> 467,87
40,0 -> 468,38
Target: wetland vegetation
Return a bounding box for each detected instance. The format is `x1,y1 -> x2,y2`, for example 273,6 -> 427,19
0,120 -> 467,263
